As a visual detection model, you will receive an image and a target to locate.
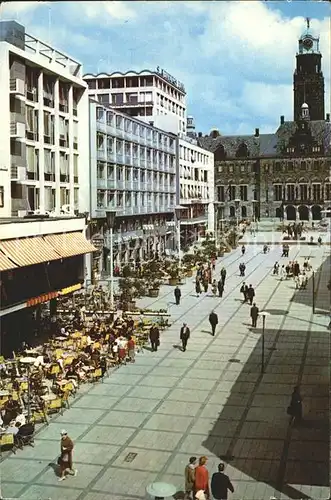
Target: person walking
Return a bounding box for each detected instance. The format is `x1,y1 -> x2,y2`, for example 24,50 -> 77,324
149,324 -> 160,352
250,302 -> 259,327
273,262 -> 279,275
211,279 -> 217,296
240,282 -> 247,303
209,310 -> 218,336
217,279 -> 224,298
211,462 -> 234,500
195,277 -> 202,297
180,323 -> 190,352
241,245 -> 245,255
220,267 -> 226,285
247,284 -> 255,305
287,386 -> 303,425
239,262 -> 246,277
184,456 -> 197,500
174,286 -> 182,305
203,278 -> 209,293
194,456 -> 210,499
127,336 -> 135,362
58,430 -> 77,481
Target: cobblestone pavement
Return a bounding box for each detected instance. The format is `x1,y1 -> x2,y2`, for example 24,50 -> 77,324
1,241 -> 330,500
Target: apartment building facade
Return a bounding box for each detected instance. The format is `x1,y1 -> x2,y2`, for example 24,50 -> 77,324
0,21 -> 89,218
178,135 -> 215,247
83,68 -> 187,134
89,99 -> 177,272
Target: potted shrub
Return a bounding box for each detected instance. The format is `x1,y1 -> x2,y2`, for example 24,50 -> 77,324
118,278 -> 136,311
148,279 -> 162,297
168,265 -> 180,286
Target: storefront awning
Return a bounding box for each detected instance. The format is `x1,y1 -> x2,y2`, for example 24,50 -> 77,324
0,236 -> 62,267
44,232 -> 97,258
0,250 -> 18,272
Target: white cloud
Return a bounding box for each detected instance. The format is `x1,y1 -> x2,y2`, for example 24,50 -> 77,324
0,1 -> 45,15
65,1 -> 137,25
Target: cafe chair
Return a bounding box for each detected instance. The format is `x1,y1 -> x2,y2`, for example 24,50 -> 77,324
46,397 -> 62,415
92,368 -> 103,383
15,422 -> 35,449
32,409 -> 48,425
61,392 -> 70,412
0,433 -> 14,452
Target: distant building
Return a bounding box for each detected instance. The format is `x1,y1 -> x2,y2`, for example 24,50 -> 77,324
199,20 -> 331,223
83,68 -> 187,134
88,99 -> 177,273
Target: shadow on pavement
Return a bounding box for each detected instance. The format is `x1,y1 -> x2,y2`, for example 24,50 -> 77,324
202,326 -> 329,499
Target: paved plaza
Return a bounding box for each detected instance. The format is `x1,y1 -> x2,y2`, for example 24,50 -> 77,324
0,235 -> 330,500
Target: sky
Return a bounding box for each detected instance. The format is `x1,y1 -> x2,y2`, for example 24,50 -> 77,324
0,0 -> 330,136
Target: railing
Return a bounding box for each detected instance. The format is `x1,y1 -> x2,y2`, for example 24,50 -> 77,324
107,179 -> 116,189
116,153 -> 125,165
116,180 -> 125,190
97,179 -> 107,189
97,149 -> 106,161
125,155 -> 132,165
132,156 -> 139,167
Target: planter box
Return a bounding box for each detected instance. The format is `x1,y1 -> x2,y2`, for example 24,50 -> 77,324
185,270 -> 193,278
149,288 -> 159,298
218,251 -> 224,257
168,277 -> 179,286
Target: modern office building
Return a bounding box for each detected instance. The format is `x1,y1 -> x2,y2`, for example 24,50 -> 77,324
83,67 -> 187,134
178,119 -> 215,247
88,99 -> 177,274
0,20 -> 89,218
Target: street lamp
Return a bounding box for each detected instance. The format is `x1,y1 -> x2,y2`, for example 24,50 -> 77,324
234,198 -> 241,230
252,199 -> 257,223
213,201 -> 223,248
174,205 -> 187,266
259,311 -> 270,374
106,210 -> 117,310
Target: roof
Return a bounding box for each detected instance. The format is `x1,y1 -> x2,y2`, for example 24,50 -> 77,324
198,120 -> 331,159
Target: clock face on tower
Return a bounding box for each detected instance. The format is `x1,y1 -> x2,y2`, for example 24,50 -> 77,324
303,37 -> 313,50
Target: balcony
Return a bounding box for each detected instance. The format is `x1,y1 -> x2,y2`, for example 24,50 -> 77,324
97,149 -> 106,161
107,179 -> 116,189
124,131 -> 132,141
116,153 -> 125,165
107,151 -> 116,162
11,165 -> 27,182
125,155 -> 132,166
10,121 -> 25,138
116,180 -> 125,190
132,181 -> 139,191
97,179 -> 107,189
10,78 -> 25,96
123,206 -> 134,216
132,156 -> 139,167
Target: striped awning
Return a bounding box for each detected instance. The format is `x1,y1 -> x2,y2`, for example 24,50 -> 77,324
0,236 -> 62,267
43,232 -> 97,258
0,250 -> 18,272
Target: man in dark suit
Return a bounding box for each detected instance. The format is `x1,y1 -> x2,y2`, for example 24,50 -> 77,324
174,286 -> 181,305
209,310 -> 218,336
247,284 -> 255,305
149,324 -> 160,351
180,323 -> 190,352
250,302 -> 259,327
211,462 -> 234,499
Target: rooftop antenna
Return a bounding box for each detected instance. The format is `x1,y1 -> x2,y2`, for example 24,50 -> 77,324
48,5 -> 52,45
306,17 -> 310,30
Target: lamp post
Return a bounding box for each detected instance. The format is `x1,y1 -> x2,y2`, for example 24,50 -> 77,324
213,201 -> 222,249
259,311 -> 270,374
252,199 -> 257,223
234,198 -> 241,230
106,210 -> 117,310
174,205 -> 187,266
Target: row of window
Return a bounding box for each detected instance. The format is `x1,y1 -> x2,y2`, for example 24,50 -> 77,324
157,93 -> 185,117
181,167 -> 209,182
96,191 -> 175,209
180,147 -> 210,165
86,75 -> 184,101
96,108 -> 175,148
180,186 -> 210,199
96,134 -> 174,160
216,184 -> 331,203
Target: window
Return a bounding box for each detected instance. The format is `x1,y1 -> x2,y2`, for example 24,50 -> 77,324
287,184 -> 295,201
240,185 -> 248,201
112,93 -> 123,105
0,186 -> 4,207
312,184 -> 321,201
98,78 -> 110,89
44,150 -> 55,180
44,111 -> 51,139
229,185 -> 236,201
60,152 -> 69,182
96,107 -> 104,121
86,80 -> 96,89
300,184 -> 308,200
217,185 -> 225,202
287,161 -> 293,171
274,161 -> 281,172
265,189 -> 269,203
236,142 -> 249,158
325,184 -> 331,201
274,184 -> 282,201
73,155 -> 78,183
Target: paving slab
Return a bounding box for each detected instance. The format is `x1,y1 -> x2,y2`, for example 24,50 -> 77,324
1,242 -> 329,499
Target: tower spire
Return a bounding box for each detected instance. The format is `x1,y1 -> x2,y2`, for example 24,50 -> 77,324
306,17 -> 310,30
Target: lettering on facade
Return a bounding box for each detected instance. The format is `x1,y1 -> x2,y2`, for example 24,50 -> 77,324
156,66 -> 185,92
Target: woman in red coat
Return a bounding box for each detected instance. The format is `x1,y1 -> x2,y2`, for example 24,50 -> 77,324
194,456 -> 210,498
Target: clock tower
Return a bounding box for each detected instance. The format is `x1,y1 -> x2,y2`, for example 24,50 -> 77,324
293,18 -> 325,122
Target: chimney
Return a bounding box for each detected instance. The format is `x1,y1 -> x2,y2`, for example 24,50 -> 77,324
326,113 -> 330,122
198,132 -> 202,137
280,115 -> 285,125
254,128 -> 259,137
